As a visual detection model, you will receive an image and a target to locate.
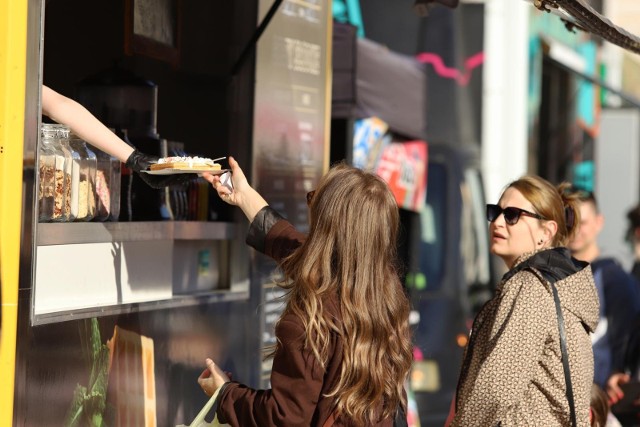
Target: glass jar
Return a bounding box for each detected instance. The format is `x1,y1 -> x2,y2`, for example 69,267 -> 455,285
40,124 -> 70,222
37,127 -> 58,222
93,147 -> 113,221
69,133 -> 97,221
109,153 -> 121,222
55,126 -> 80,222
93,134 -> 121,222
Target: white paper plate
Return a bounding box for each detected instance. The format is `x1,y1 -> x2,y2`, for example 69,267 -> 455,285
142,168 -> 230,175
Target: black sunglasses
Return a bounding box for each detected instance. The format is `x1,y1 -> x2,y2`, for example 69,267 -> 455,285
306,190 -> 315,206
486,204 -> 545,225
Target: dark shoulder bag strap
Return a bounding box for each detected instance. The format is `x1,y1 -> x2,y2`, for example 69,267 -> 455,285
550,281 -> 577,427
322,404 -> 407,427
394,404 -> 408,427
529,267 -> 577,427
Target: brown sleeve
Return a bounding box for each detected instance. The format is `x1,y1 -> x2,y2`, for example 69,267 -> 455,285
216,315 -> 325,426
263,220 -> 306,262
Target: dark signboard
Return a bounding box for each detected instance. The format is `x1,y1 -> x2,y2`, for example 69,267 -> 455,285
251,0 -> 331,386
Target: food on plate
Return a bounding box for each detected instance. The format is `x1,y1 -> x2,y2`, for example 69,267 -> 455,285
149,156 -> 223,171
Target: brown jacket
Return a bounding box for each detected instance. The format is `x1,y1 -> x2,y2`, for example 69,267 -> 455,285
217,207 -> 394,427
451,248 -> 599,427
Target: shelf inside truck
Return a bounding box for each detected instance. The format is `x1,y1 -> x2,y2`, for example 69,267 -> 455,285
37,221 -> 237,245
32,221 -> 248,325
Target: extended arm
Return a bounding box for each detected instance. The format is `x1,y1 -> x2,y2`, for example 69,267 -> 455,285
203,157 -> 307,260
42,85 -> 134,162
41,85 -> 194,189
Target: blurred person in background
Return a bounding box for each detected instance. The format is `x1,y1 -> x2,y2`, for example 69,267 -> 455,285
590,383 -> 622,427
626,205 -> 640,284
448,176 -> 598,426
567,189 -> 640,407
610,204 -> 640,426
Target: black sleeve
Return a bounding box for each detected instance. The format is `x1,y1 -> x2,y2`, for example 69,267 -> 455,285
603,263 -> 640,373
246,206 -> 286,253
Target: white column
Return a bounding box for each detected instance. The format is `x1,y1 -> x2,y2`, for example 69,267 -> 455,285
481,0 -> 530,203
596,109 -> 640,269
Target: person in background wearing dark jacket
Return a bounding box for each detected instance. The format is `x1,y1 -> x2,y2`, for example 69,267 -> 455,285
448,176 -> 599,427
568,189 -> 640,405
626,204 -> 640,284
197,157 -> 413,426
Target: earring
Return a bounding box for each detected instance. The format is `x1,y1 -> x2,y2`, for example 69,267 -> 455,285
538,239 -> 544,245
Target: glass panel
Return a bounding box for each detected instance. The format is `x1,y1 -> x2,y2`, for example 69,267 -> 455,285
460,168 -> 490,287
417,163 -> 446,291
461,168 -> 493,312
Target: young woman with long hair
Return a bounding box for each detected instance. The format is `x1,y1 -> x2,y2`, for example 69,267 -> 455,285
198,158 -> 413,426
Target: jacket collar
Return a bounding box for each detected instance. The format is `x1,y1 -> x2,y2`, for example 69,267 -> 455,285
502,247 -> 589,284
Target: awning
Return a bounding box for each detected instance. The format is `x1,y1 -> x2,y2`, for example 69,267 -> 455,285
332,23 -> 427,140
527,0 -> 640,55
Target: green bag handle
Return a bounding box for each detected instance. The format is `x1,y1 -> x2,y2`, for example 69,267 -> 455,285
177,385 -> 228,427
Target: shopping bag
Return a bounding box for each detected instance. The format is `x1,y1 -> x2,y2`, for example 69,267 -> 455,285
176,385 -> 230,427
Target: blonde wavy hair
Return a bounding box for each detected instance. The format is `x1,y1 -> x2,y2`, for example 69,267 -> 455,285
505,176 -> 582,246
277,163 -> 413,425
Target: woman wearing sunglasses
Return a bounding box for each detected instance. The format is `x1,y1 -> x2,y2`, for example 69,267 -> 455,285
198,157 -> 413,426
448,175 -> 599,427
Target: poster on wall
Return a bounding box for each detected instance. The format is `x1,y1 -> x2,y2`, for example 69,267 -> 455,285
252,0 -> 332,387
375,141 -> 428,213
352,117 -> 390,172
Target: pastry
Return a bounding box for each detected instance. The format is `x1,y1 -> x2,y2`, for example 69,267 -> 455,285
149,156 -> 222,171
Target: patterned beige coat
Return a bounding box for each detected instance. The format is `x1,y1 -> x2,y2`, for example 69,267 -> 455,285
451,249 -> 600,427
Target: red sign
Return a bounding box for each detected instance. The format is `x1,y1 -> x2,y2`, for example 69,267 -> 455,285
375,141 -> 428,212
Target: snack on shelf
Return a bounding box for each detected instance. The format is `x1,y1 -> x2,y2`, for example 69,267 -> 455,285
149,156 -> 222,171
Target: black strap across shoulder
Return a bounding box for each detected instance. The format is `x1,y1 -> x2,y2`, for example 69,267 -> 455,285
323,403 -> 407,427
529,268 -> 577,427
550,280 -> 577,427
394,404 -> 408,427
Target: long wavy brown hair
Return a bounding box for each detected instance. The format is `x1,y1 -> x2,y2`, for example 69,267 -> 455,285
277,163 -> 413,425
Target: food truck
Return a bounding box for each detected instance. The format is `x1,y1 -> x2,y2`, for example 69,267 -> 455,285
0,0 -> 332,425
1,1 -> 498,425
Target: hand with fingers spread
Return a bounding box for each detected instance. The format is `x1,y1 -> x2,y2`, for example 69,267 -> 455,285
197,358 -> 230,397
607,372 -> 631,404
201,156 -> 268,222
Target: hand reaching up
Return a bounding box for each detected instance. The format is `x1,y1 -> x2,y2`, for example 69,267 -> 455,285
202,156 -> 268,222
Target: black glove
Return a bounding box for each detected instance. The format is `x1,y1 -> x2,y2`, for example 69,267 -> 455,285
125,149 -> 158,172
125,149 -> 193,189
